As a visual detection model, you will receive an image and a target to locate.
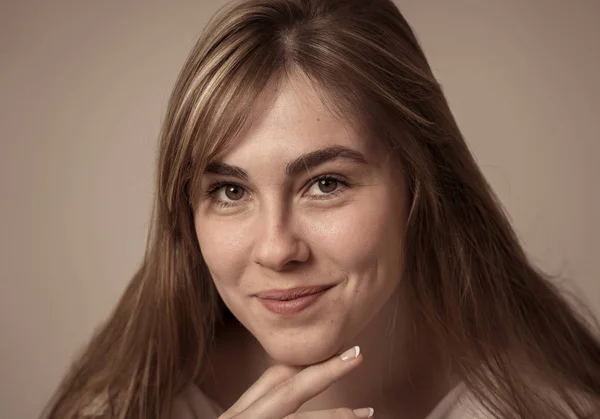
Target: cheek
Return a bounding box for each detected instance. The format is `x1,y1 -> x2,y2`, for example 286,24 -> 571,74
306,197 -> 405,271
194,218 -> 251,286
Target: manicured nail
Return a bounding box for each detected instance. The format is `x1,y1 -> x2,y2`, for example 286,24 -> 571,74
353,407 -> 374,417
340,345 -> 360,361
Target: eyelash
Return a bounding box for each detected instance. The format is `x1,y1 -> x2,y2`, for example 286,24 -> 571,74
204,175 -> 350,209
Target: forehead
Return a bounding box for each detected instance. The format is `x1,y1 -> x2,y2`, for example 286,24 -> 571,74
217,75 -> 379,165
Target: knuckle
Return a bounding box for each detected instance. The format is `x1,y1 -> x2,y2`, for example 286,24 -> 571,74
319,359 -> 336,379
276,375 -> 297,398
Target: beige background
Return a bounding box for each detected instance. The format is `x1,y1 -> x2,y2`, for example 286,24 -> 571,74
1,1 -> 599,417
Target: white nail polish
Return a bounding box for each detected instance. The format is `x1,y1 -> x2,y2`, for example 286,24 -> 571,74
340,345 -> 360,361
353,407 -> 374,417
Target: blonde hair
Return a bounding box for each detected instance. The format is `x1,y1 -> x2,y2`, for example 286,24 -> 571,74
44,0 -> 600,417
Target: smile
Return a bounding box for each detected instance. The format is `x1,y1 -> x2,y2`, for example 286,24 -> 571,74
255,284 -> 336,315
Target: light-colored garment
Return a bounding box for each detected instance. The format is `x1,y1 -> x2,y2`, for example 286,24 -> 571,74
170,381 -> 491,419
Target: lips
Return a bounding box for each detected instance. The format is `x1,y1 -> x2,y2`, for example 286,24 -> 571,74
255,284 -> 336,315
255,285 -> 335,301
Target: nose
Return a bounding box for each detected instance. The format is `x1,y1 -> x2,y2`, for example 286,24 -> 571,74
252,211 -> 310,271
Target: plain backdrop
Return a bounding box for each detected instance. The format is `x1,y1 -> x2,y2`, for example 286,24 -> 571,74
1,1 -> 599,418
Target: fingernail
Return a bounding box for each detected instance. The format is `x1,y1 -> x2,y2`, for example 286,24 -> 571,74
353,407 -> 374,417
340,345 -> 360,361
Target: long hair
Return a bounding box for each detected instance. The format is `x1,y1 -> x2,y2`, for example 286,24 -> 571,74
43,0 -> 600,417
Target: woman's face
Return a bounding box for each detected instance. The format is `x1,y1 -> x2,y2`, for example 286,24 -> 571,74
194,76 -> 409,366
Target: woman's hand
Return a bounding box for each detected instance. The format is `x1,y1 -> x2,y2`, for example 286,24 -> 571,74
219,346 -> 373,419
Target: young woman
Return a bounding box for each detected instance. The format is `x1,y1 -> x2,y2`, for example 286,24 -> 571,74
43,0 -> 600,418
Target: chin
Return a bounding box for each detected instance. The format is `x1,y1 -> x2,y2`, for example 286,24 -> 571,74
259,332 -> 346,367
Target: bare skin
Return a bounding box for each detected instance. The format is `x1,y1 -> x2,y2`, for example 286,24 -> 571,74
195,74 -> 458,418
219,345 -> 369,418
202,295 -> 457,419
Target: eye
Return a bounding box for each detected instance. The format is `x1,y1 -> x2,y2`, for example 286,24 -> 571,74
205,182 -> 247,207
315,178 -> 338,193
221,184 -> 245,201
306,175 -> 348,197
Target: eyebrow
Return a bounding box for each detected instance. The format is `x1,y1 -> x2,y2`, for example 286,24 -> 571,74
204,145 -> 368,180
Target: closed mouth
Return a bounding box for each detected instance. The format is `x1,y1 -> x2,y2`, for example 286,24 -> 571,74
255,284 -> 336,301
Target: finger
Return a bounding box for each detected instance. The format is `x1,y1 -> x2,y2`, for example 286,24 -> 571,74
287,407 -> 375,418
240,346 -> 363,419
225,364 -> 301,416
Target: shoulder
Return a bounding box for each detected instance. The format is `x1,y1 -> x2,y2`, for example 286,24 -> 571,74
435,382 -> 598,419
170,384 -> 225,419
440,390 -> 495,419
425,383 -> 494,419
